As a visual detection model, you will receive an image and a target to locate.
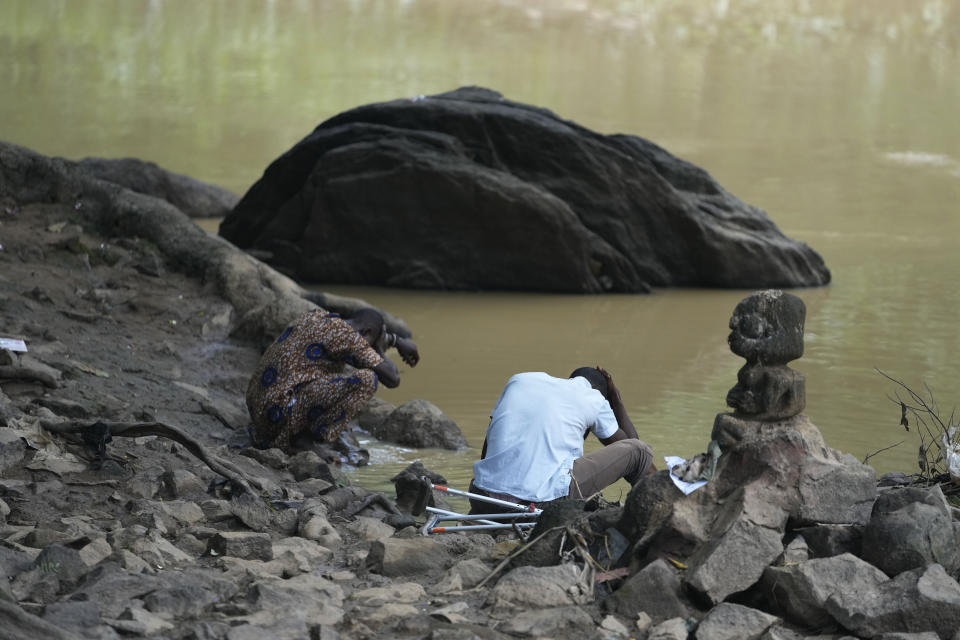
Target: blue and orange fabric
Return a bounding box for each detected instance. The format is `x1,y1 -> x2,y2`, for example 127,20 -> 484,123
246,309 -> 383,451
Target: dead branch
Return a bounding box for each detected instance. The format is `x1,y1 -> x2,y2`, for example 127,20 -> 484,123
878,369 -> 949,432
40,419 -> 263,494
863,441 -> 904,465
878,369 -> 959,483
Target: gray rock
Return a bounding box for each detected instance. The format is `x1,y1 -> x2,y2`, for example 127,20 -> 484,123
0,428 -> 27,472
288,450 -> 336,482
112,526 -> 194,568
445,558 -> 492,590
366,537 -> 451,578
792,524 -> 862,559
777,535 -> 810,565
0,390 -> 25,429
11,567 -> 60,603
604,558 -> 690,621
489,564 -> 588,608
617,471 -> 693,554
226,621 -> 311,640
600,615 -> 632,637
647,617 -> 691,640
299,514 -> 342,548
78,538 -> 113,567
227,492 -> 274,532
158,469 -> 207,499
349,582 -> 426,607
125,473 -> 161,500
108,550 -> 151,574
685,518 -> 784,605
372,399 -> 468,450
760,553 -> 888,628
0,546 -> 32,581
432,532 -> 496,560
0,598 -> 84,640
157,500 -> 205,526
346,516 -> 395,541
497,605 -> 595,637
220,87 -> 829,293
875,633 -> 942,640
239,446 -> 288,470
356,396 -> 396,434
143,582 -> 221,619
297,477 -> 335,497
64,564 -> 169,618
22,527 -> 81,549
797,455 -> 878,527
695,602 -> 780,640
878,472 -> 915,487
239,572 -> 344,627
175,533 -> 208,556
423,622 -> 508,640
208,531 -> 273,561
221,536 -> 331,577
758,626 -> 805,640
862,485 -> 957,576
826,563 -> 960,639
33,544 -> 88,585
42,601 -> 120,640
187,622 -> 233,640
104,604 -> 174,635
199,499 -> 235,523
200,392 -> 250,431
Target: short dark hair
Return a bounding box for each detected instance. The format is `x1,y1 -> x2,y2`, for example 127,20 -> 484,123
348,308 -> 385,338
569,367 -> 608,398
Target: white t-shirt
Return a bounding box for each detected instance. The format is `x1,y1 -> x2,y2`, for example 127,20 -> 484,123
472,372 -> 620,502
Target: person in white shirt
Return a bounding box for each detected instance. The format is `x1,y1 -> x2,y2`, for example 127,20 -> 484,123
469,366 -> 655,513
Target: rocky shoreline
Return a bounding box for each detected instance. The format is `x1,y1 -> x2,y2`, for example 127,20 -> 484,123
2,141 -> 960,640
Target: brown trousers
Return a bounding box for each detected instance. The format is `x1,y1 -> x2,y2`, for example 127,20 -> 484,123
469,439 -> 654,514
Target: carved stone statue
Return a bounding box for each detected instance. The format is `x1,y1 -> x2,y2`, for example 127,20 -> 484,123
724,289 -> 806,420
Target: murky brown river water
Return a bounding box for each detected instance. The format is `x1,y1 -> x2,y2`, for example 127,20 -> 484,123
2,0 -> 959,496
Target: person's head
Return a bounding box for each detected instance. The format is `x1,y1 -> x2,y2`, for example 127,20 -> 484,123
346,308 -> 386,346
569,366 -> 609,399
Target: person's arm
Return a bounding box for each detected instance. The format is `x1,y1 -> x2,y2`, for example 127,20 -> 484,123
395,337 -> 419,367
597,367 -> 639,444
356,323 -> 399,387
373,358 -> 400,388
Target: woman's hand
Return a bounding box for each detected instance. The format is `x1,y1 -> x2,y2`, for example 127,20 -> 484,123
397,337 -> 420,367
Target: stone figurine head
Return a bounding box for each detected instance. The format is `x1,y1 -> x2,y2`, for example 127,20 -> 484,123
728,290 -> 805,365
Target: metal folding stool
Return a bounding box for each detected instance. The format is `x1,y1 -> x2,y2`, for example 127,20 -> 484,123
413,477 -> 541,536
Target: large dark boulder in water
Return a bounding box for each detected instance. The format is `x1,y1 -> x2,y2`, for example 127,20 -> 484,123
220,87 -> 831,293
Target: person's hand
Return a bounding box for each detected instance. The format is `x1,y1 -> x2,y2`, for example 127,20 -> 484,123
397,337 -> 420,367
596,366 -> 621,403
